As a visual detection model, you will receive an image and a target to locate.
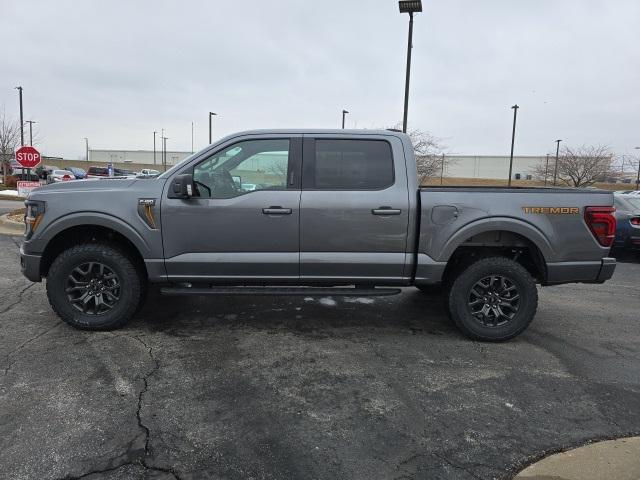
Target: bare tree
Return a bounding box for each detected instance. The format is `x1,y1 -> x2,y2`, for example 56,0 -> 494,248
388,123 -> 452,182
533,145 -> 617,187
0,109 -> 21,183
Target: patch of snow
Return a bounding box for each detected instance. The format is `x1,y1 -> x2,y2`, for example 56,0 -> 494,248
303,297 -> 314,302
344,297 -> 375,305
319,297 -> 337,307
0,189 -> 20,197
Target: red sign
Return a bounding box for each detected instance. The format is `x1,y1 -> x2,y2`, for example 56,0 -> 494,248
15,146 -> 41,169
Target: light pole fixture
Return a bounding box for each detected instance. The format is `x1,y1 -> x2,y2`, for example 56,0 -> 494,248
399,0 -> 422,133
153,131 -> 157,165
15,86 -> 24,146
209,112 -> 217,144
508,104 -> 519,186
341,109 -> 349,129
553,139 -> 562,186
84,137 -> 89,162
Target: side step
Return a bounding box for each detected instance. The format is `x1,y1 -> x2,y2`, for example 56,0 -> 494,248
160,286 -> 402,297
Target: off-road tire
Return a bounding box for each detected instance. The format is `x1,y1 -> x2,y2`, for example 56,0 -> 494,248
46,243 -> 144,330
447,256 -> 538,341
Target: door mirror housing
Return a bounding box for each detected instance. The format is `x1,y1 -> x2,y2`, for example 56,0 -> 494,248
169,173 -> 194,199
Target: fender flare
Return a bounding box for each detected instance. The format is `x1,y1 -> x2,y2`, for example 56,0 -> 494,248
437,217 -> 555,263
38,212 -> 151,257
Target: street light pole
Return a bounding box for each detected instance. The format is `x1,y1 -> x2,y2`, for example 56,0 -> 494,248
508,104 -> 519,186
209,112 -> 217,144
544,154 -> 549,186
153,131 -> 157,165
635,147 -> 640,191
553,139 -> 562,186
399,1 -> 422,133
191,121 -> 194,153
341,109 -> 349,129
84,137 -> 89,162
25,120 -> 36,146
15,86 -> 24,146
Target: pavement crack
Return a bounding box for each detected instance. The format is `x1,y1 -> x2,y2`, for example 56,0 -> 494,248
2,319 -> 61,377
0,282 -> 35,316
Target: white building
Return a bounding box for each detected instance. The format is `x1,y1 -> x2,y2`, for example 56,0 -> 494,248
443,155 -> 547,180
89,149 -> 192,166
87,148 -> 549,180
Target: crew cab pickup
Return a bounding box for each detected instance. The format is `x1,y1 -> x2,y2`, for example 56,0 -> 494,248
20,129 -> 617,340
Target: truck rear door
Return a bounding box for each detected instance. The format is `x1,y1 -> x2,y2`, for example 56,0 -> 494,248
299,134 -> 410,283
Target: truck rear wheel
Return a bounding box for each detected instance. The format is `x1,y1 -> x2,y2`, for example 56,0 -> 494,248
46,243 -> 144,330
446,257 -> 537,341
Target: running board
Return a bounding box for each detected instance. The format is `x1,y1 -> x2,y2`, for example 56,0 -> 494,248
160,286 -> 402,297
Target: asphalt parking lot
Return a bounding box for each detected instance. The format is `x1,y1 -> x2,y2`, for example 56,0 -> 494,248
1,234 -> 639,480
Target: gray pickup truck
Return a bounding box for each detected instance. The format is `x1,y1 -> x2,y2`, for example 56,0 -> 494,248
20,129 -> 617,341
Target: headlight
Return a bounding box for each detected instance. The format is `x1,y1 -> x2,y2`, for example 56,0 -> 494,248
24,200 -> 45,239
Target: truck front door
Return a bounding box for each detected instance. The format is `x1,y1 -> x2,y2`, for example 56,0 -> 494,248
161,135 -> 302,282
299,134 -> 410,283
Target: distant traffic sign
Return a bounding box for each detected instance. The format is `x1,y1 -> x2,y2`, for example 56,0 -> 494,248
15,146 -> 41,169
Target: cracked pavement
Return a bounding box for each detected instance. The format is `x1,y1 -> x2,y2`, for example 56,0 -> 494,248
1,234 -> 639,479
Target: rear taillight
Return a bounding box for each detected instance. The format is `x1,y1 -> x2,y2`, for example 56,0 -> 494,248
62,175 -> 72,181
631,217 -> 640,226
584,206 -> 616,247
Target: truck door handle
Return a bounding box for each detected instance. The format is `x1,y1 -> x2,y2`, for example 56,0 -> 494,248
262,206 -> 292,215
372,207 -> 401,215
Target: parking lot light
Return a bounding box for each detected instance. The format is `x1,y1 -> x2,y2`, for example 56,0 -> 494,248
398,0 -> 422,133
635,146 -> 640,190
342,109 -> 349,129
209,112 -> 217,144
553,139 -> 562,186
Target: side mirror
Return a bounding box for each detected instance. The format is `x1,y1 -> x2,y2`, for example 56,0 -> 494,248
168,173 -> 194,199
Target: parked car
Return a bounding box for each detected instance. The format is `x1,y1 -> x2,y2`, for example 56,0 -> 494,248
8,167 -> 40,182
67,167 -> 87,179
86,166 -> 109,178
20,129 -> 617,341
47,170 -> 76,183
613,195 -> 640,251
139,168 -> 161,176
37,165 -> 60,181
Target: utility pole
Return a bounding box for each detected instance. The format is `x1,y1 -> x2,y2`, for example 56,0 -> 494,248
25,120 -> 36,146
191,122 -> 194,153
440,153 -> 445,185
84,137 -> 89,162
508,104 -> 519,187
553,139 -> 562,186
341,109 -> 349,129
544,154 -> 549,186
153,131 -> 157,165
209,112 -> 217,144
15,86 -> 24,146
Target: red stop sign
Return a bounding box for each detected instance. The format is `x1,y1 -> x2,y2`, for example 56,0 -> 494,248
15,146 -> 41,169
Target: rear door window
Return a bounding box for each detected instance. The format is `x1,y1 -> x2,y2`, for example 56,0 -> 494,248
303,139 -> 394,190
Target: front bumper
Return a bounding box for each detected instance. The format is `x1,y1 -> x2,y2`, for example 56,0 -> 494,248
20,245 -> 42,282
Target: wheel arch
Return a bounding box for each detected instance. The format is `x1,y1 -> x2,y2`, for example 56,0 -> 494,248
38,214 -> 149,278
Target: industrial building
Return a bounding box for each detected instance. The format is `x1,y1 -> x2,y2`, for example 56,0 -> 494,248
88,149 -> 192,167
87,149 -> 547,180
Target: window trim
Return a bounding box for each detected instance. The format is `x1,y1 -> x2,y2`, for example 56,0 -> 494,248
190,137 -> 302,199
301,137 -> 396,191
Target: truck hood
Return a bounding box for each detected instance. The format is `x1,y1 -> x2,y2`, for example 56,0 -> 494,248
28,178 -> 160,198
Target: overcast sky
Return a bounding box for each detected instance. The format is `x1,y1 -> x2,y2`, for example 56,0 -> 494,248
2,0 -> 639,159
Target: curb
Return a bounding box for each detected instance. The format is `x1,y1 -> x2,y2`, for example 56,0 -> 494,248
515,436 -> 640,480
0,213 -> 23,236
0,195 -> 25,201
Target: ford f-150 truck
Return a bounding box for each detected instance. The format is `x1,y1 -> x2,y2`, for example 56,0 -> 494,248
20,129 -> 617,341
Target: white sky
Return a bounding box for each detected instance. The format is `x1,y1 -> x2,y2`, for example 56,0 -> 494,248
1,0 -> 639,159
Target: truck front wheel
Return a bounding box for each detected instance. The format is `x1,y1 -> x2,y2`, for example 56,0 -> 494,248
46,243 -> 144,330
447,257 -> 538,341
